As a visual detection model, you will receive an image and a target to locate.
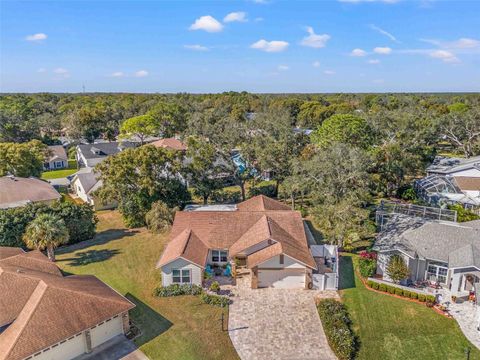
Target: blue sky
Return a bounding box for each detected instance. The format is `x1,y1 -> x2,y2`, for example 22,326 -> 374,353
1,0 -> 479,93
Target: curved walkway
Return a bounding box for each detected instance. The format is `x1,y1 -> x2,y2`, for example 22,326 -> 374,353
228,288 -> 338,360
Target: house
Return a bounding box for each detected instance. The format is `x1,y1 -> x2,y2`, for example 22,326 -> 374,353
70,168 -> 115,210
374,214 -> 480,298
0,247 -> 134,360
157,195 -> 335,290
0,176 -> 61,209
44,145 -> 68,170
415,155 -> 480,210
76,141 -> 136,168
149,137 -> 187,151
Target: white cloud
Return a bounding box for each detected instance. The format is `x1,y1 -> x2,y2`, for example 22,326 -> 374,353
429,50 -> 460,63
184,44 -> 209,51
250,39 -> 289,52
312,61 -> 321,67
134,70 -> 149,77
369,24 -> 398,43
373,46 -> 392,54
37,68 -> 46,73
367,59 -> 381,64
189,15 -> 224,33
324,70 -> 335,75
25,33 -> 47,41
277,65 -> 289,71
421,37 -> 480,49
224,12 -> 247,23
350,48 -> 367,57
53,68 -> 68,74
111,72 -> 125,77
300,27 -> 331,48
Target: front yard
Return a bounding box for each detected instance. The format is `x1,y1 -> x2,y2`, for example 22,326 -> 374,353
340,254 -> 480,360
56,210 -> 239,360
41,159 -> 78,179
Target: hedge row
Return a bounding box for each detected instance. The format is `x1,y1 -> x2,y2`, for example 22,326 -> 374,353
367,280 -> 436,304
317,299 -> 356,360
154,284 -> 230,307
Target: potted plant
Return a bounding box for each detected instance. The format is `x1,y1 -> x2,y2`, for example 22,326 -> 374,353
451,295 -> 457,303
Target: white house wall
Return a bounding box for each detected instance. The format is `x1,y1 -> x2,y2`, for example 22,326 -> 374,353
72,178 -> 90,204
90,316 -> 123,348
258,254 -> 305,269
161,258 -> 203,286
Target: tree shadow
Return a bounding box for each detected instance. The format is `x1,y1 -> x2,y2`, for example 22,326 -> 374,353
125,293 -> 173,346
59,249 -> 121,266
338,255 -> 356,290
58,229 -> 138,254
304,219 -> 324,245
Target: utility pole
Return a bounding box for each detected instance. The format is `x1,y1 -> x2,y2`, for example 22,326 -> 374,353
82,84 -> 85,93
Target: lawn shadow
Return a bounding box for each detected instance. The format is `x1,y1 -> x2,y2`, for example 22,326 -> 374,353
338,255 -> 356,290
58,229 -> 139,254
126,293 -> 173,346
58,249 -> 121,266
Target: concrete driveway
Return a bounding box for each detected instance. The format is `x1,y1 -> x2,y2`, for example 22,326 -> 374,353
228,288 -> 338,360
74,335 -> 148,360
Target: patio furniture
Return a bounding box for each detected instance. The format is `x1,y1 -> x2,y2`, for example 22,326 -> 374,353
205,264 -> 214,277
223,263 -> 232,277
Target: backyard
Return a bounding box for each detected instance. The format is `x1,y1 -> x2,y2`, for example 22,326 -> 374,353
41,159 -> 78,180
56,210 -> 239,360
340,254 -> 480,360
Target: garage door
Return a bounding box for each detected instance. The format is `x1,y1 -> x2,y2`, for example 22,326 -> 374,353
90,316 -> 123,348
258,269 -> 305,289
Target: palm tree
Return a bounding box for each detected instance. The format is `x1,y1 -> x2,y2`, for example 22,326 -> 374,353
23,213 -> 69,262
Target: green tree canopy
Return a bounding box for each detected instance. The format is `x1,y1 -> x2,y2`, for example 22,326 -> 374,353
148,102 -> 189,138
23,213 -> 69,261
0,140 -> 48,177
312,114 -> 374,149
120,114 -> 159,144
96,145 -> 190,227
386,255 -> 410,284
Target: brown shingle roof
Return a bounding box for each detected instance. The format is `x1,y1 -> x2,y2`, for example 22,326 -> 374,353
0,248 -> 134,360
149,138 -> 187,151
157,229 -> 209,268
237,195 -> 291,211
454,176 -> 480,191
0,177 -> 61,209
158,196 -> 315,270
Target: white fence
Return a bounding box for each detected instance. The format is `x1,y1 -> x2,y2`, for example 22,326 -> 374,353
310,244 -> 339,290
313,273 -> 337,290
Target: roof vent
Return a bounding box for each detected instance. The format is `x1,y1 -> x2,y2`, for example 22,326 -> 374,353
16,269 -> 24,273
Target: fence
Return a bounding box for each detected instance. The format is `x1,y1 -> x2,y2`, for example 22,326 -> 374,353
313,273 -> 337,291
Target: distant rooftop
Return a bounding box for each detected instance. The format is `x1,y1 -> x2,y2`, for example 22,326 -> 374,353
184,204 -> 238,212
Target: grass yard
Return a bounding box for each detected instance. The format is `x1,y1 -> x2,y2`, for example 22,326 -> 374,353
41,160 -> 78,180
56,211 -> 239,360
340,254 -> 480,360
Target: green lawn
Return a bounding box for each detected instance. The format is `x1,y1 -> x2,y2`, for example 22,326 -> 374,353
56,211 -> 239,360
41,160 -> 78,180
340,254 -> 480,360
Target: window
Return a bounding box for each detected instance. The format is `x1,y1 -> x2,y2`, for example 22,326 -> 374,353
426,262 -> 448,284
55,161 -> 63,168
172,269 -> 191,284
212,250 -> 228,262
279,254 -> 284,264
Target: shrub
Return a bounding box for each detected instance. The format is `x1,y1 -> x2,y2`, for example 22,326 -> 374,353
154,284 -> 203,297
317,299 -> 356,360
367,280 -> 375,288
145,201 -> 176,234
0,201 -> 97,247
386,255 -> 410,284
371,282 -> 379,290
402,290 -> 411,298
358,257 -> 377,278
418,294 -> 426,302
248,184 -> 276,198
387,285 -> 396,294
448,204 -> 480,222
409,292 -> 418,300
211,189 -> 241,204
201,293 -> 230,307
209,281 -> 220,293
426,295 -> 436,305
395,288 -> 403,296
379,283 -> 387,292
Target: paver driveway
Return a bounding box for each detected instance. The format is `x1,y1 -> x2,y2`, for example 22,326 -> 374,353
228,288 -> 338,360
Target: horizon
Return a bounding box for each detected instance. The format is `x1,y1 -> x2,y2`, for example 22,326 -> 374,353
1,0 -> 480,93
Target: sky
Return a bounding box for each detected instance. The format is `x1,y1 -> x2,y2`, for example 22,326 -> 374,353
1,0 -> 479,93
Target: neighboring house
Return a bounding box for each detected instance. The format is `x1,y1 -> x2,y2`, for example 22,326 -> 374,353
148,137 -> 187,151
71,168 -> 115,210
415,155 -> 480,209
374,214 -> 480,298
0,176 -> 61,209
0,247 -> 135,360
157,195 -> 337,290
44,145 -> 68,170
76,141 -> 136,168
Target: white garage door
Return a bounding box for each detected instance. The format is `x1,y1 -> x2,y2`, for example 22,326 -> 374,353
90,316 -> 123,348
258,269 -> 305,289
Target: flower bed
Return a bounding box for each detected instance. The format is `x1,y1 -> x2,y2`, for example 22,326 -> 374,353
153,284 -> 230,307
366,279 -> 436,305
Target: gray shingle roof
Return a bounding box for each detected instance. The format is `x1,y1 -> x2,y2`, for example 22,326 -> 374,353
374,214 -> 480,269
77,141 -> 136,160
